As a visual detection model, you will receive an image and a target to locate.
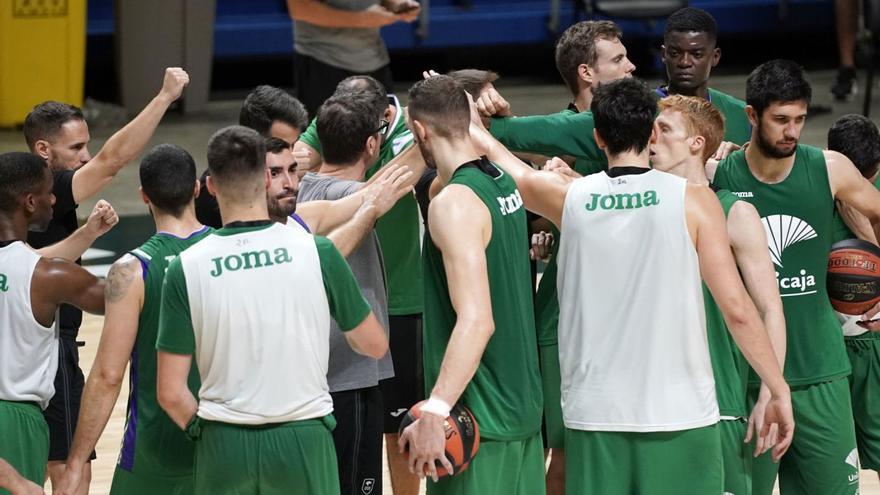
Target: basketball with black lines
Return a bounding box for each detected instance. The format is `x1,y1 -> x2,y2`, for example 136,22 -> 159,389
398,402 -> 480,478
827,239 -> 880,315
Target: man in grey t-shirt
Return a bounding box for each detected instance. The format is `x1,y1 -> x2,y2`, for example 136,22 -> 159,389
287,0 -> 420,116
296,93 -> 393,495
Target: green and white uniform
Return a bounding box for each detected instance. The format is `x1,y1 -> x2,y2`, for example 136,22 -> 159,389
111,227 -> 212,494
0,241 -> 53,491
422,159 -> 544,495
706,188 -> 753,495
715,145 -> 859,495
831,173 -> 880,471
299,95 -> 423,315
157,222 -> 372,495
557,168 -> 722,494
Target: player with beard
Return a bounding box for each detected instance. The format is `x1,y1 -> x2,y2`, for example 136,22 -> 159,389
713,60 -> 880,495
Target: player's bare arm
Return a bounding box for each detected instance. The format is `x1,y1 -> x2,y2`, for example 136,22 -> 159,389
727,201 -> 789,453
837,200 -> 878,244
31,258 -> 105,327
156,352 -> 198,430
342,312 -> 389,359
71,68 -> 189,203
54,256 -> 144,495
398,185 -> 492,481
0,458 -> 42,495
36,200 -> 118,261
686,184 -> 794,460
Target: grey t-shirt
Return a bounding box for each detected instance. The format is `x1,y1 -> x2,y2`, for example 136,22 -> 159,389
293,0 -> 390,73
298,172 -> 394,392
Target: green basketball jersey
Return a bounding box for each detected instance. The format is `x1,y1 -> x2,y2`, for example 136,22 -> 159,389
707,88 -> 751,145
299,99 -> 423,315
422,160 -> 542,441
714,145 -> 851,385
704,189 -> 749,417
831,174 -> 880,243
120,227 -> 212,478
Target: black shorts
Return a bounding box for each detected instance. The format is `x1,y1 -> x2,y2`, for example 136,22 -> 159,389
331,386 -> 384,495
293,51 -> 395,118
379,314 -> 424,434
42,335 -> 96,462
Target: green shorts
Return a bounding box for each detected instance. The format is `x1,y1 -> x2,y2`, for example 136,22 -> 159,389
0,400 -> 49,491
192,416 -> 339,495
846,333 -> 880,471
539,343 -> 564,450
110,466 -> 193,495
720,418 -> 752,495
565,424 -> 723,495
749,377 -> 859,495
427,432 -> 545,495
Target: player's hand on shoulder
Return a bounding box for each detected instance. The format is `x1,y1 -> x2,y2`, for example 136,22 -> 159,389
362,163 -> 414,216
543,157 -> 581,180
711,141 -> 741,161
159,67 -> 190,102
85,199 -> 119,238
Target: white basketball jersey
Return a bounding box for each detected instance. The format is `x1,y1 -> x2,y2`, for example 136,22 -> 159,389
0,241 -> 57,409
557,169 -> 718,432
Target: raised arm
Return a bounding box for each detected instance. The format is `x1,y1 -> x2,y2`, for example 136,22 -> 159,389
71,68 -> 189,203
35,200 -> 118,260
398,186 -> 494,480
55,256 -> 144,495
687,185 -> 793,460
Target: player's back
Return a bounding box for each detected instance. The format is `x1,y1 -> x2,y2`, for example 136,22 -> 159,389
118,226 -> 212,478
0,241 -> 57,408
557,168 -> 717,432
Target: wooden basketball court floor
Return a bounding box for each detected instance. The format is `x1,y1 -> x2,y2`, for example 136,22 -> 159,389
45,314 -> 880,494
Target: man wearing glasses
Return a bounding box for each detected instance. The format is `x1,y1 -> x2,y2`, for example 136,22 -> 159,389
296,95 -> 395,495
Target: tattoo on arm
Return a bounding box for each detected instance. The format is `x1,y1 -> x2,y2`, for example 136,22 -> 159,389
105,256 -> 140,303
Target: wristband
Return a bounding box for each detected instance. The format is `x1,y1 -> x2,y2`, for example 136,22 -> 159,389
419,397 -> 452,418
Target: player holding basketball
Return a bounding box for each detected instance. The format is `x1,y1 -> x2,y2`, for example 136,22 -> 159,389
156,126 -> 388,494
468,77 -> 794,493
712,60 -> 880,494
399,76 -> 545,495
0,152 -> 104,491
649,94 -> 786,494
54,144 -> 211,495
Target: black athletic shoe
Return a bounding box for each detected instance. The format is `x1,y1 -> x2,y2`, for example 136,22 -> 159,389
832,67 -> 858,101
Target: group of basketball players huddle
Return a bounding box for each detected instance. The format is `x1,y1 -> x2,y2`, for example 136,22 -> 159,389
3,6 -> 880,495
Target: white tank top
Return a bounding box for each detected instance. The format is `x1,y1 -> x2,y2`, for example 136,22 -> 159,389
0,241 -> 57,409
557,169 -> 718,432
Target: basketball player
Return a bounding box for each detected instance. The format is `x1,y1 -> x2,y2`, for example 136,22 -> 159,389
53,145 -> 210,495
649,94 -> 787,494
0,458 -> 42,495
399,75 -> 545,495
659,8 -> 752,150
467,77 -> 794,493
0,152 -> 104,491
297,75 -> 427,495
712,60 -> 880,495
156,126 -> 388,494
23,67 -> 189,494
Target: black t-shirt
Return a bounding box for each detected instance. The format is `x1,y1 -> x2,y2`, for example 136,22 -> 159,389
194,169 -> 223,229
27,170 -> 81,338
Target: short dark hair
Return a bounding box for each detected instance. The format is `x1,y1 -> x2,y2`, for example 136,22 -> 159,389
239,85 -> 309,136
408,76 -> 471,139
23,101 -> 85,150
447,69 -> 500,97
206,126 -> 267,187
555,21 -> 622,95
316,97 -> 378,164
265,137 -> 291,155
828,114 -> 880,179
334,76 -> 389,124
0,152 -> 49,212
746,59 -> 812,116
591,78 -> 658,156
139,144 -> 197,217
664,7 -> 718,44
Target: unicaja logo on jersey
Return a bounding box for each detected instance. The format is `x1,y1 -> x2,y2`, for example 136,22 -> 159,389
497,190 -> 524,216
584,190 -> 660,211
846,449 -> 860,485
761,215 -> 818,296
0,273 -> 7,292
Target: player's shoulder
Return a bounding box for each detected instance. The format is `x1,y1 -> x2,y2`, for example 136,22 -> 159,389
708,88 -> 746,109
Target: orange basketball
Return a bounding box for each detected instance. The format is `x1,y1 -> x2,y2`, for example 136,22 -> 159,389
398,402 -> 480,478
827,239 -> 880,315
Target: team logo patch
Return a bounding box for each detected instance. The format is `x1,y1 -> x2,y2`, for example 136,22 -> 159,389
761,214 -> 818,267
390,408 -> 408,418
362,478 -> 376,495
